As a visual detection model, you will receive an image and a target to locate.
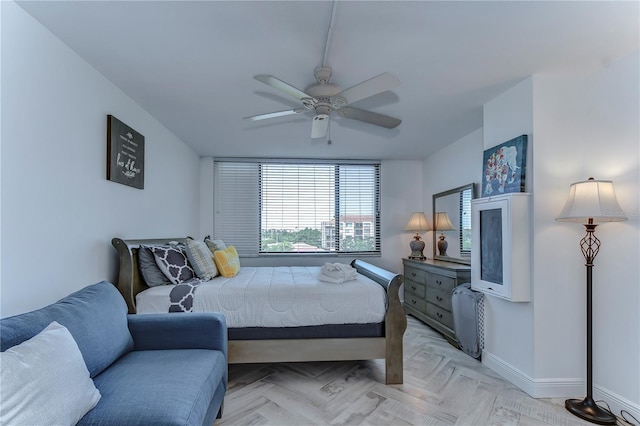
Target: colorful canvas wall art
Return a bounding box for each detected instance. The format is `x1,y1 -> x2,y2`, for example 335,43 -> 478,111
482,135 -> 527,197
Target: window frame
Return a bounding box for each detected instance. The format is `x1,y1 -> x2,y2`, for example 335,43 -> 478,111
213,158 -> 381,257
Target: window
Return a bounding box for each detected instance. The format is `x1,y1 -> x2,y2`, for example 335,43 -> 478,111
214,159 -> 380,256
459,187 -> 472,254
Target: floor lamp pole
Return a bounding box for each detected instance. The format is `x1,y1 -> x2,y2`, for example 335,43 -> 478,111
564,223 -> 616,425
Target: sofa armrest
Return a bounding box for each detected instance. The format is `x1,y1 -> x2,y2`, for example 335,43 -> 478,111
127,313 -> 227,357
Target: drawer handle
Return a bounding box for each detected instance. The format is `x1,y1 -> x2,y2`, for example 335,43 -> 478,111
436,280 -> 442,285
411,272 -> 416,277
436,312 -> 443,319
436,296 -> 443,302
412,300 -> 417,304
411,285 -> 417,290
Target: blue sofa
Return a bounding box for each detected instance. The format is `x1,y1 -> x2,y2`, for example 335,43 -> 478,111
0,281 -> 228,425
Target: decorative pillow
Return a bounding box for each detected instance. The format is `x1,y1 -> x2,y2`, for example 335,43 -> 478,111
0,321 -> 101,425
138,245 -> 173,287
151,245 -> 196,284
185,239 -> 218,280
205,237 -> 227,254
212,245 -> 241,278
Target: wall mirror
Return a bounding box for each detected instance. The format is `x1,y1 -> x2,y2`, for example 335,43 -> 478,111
432,183 -> 475,264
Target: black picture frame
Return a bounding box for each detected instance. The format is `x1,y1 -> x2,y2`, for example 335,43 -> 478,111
107,115 -> 144,189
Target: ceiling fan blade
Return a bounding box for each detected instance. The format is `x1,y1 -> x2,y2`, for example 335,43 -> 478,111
311,114 -> 329,139
254,75 -> 313,102
336,72 -> 400,105
243,108 -> 305,122
339,107 -> 401,129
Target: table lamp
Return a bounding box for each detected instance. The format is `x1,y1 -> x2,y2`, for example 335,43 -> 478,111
435,212 -> 455,256
405,212 -> 430,260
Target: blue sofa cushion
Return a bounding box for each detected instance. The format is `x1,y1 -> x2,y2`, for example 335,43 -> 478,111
78,349 -> 227,426
0,281 -> 133,378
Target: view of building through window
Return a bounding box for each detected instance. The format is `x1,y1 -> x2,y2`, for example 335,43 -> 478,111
260,163 -> 379,253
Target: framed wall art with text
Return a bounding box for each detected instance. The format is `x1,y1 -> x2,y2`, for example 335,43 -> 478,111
107,115 -> 144,189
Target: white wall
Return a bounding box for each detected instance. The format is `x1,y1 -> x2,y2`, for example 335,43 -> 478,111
421,52 -> 639,417
479,53 -> 639,417
423,128 -> 483,258
481,77 -> 536,381
379,160 -> 424,275
0,2 -> 201,317
532,51 -> 639,413
199,157 -> 214,239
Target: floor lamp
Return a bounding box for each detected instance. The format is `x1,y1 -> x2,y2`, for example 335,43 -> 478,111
556,178 -> 627,425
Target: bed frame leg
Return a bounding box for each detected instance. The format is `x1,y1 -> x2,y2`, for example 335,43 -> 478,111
385,332 -> 405,384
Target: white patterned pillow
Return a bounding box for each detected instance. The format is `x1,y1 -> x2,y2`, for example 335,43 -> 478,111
185,239 -> 218,280
151,245 -> 195,284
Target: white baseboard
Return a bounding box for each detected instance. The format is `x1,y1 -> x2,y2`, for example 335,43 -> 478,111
482,351 -> 640,421
594,385 -> 640,422
482,350 -> 583,398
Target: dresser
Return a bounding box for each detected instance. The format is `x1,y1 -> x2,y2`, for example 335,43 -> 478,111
403,258 -> 471,345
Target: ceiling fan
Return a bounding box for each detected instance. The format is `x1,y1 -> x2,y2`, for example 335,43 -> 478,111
244,66 -> 401,139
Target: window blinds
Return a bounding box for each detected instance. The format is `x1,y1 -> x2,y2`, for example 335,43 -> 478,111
213,159 -> 380,256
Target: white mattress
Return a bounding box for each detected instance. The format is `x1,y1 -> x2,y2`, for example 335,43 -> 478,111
136,266 -> 387,328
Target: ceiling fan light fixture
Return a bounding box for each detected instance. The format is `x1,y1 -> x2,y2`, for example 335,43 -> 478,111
311,114 -> 330,139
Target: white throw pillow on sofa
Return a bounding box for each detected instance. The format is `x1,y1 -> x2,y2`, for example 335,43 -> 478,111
0,321 -> 101,425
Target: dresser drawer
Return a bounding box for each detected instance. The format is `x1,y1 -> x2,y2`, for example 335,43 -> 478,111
425,288 -> 452,311
426,302 -> 454,329
426,272 -> 456,293
405,279 -> 426,298
405,267 -> 426,284
405,293 -> 426,312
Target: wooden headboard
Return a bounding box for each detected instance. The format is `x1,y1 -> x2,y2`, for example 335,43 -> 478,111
111,237 -> 188,313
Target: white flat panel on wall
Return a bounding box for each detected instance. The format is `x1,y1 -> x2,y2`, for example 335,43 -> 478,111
471,193 -> 531,302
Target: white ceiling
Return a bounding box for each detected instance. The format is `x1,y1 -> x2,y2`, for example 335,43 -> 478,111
17,1 -> 639,160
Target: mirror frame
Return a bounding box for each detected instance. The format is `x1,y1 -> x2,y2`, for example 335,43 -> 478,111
433,183 -> 475,265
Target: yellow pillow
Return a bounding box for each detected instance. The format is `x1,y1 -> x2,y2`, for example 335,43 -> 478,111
212,245 -> 241,278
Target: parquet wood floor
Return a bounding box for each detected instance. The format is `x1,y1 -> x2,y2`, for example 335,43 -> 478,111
216,316 -> 591,425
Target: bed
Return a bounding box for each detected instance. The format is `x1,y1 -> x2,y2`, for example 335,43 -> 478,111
112,237 -> 407,384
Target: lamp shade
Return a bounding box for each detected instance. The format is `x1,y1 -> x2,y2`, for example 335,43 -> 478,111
405,212 -> 430,232
435,212 -> 455,231
556,178 -> 627,223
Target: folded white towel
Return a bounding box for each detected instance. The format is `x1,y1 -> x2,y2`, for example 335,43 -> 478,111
321,263 -> 357,279
319,263 -> 358,284
319,273 -> 357,284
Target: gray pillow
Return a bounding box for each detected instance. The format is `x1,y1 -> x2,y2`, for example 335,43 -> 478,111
138,245 -> 172,287
204,237 -> 226,254
185,239 -> 218,280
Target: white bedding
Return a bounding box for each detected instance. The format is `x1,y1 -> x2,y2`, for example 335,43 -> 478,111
136,266 -> 387,328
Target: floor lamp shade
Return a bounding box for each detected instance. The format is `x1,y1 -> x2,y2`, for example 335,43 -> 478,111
557,179 -> 627,224
405,212 -> 430,259
435,212 -> 455,256
556,178 -> 626,425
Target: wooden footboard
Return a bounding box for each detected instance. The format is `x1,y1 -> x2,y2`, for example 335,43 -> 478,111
111,238 -> 406,384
